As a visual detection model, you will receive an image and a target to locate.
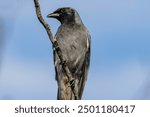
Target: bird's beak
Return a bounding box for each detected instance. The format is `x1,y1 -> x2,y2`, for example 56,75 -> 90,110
47,13 -> 60,18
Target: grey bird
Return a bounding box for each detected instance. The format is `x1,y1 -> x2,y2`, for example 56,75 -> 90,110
47,7 -> 90,100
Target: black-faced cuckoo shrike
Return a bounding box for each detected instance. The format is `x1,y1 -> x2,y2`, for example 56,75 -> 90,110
47,7 -> 90,100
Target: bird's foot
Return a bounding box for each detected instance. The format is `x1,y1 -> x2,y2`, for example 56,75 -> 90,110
69,79 -> 79,100
69,79 -> 75,89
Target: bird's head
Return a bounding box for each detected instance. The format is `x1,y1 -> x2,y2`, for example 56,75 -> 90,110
47,7 -> 82,24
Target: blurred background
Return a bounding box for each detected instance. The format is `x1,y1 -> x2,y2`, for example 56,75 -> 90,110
0,0 -> 150,100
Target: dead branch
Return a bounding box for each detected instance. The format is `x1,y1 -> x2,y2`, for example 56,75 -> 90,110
33,0 -> 77,99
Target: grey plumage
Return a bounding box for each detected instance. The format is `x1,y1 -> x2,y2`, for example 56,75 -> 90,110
47,7 -> 90,100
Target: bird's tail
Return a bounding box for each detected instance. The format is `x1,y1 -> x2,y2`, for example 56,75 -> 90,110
57,70 -> 87,100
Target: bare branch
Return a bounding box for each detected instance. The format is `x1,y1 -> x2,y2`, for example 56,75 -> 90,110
33,0 -> 77,99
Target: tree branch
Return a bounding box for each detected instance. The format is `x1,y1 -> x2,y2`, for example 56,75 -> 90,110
33,0 -> 77,99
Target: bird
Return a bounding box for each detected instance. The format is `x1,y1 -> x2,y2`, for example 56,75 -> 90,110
47,7 -> 90,100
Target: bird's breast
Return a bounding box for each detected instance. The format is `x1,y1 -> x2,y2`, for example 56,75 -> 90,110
55,25 -> 87,71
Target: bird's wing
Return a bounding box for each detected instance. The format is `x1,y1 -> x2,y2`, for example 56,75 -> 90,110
78,33 -> 91,99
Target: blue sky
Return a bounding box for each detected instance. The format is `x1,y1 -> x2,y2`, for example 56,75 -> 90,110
0,0 -> 150,99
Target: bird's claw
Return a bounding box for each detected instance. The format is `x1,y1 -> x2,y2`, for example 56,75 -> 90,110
69,79 -> 75,89
69,79 -> 79,100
